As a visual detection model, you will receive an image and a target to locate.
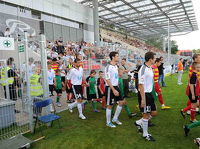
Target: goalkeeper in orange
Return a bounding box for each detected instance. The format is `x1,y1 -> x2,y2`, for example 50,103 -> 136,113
152,58 -> 171,110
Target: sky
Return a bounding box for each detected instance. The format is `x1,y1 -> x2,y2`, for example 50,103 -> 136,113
171,0 -> 200,50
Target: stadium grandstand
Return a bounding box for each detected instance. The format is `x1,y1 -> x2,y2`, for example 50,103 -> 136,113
0,0 -> 199,148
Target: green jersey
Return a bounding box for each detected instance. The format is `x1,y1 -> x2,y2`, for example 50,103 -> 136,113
55,75 -> 62,90
87,76 -> 96,94
119,77 -> 124,97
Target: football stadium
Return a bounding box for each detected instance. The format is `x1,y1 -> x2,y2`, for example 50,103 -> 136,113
0,0 -> 200,148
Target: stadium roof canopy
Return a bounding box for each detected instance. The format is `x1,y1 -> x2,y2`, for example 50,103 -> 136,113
74,0 -> 198,39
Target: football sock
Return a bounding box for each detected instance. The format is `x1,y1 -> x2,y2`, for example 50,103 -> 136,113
158,94 -> 164,105
102,98 -> 106,108
183,105 -> 191,112
136,118 -> 142,126
106,108 -> 111,124
83,100 -> 88,105
187,120 -> 200,129
191,108 -> 196,120
56,96 -> 60,102
124,104 -> 131,116
111,106 -> 115,115
142,118 -> 148,137
70,101 -> 78,109
113,105 -> 122,120
77,103 -> 83,116
92,101 -> 97,110
187,100 -> 191,106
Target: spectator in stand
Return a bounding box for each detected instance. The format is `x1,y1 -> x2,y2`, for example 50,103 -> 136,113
65,48 -> 75,62
4,27 -> 11,37
104,30 -> 165,53
56,40 -> 65,55
158,57 -> 166,87
47,47 -> 58,58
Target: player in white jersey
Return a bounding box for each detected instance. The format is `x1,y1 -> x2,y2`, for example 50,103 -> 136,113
134,52 -> 157,141
67,58 -> 86,120
105,51 -> 125,128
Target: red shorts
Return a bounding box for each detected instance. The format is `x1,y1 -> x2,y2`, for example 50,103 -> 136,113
154,82 -> 161,94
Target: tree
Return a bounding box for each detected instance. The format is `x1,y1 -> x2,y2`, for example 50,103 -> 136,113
170,40 -> 179,54
165,40 -> 179,54
146,37 -> 179,54
146,37 -> 162,50
192,49 -> 200,54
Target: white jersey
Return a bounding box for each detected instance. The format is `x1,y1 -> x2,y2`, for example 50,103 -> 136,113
105,64 -> 119,86
47,69 -> 55,85
138,64 -> 154,93
67,67 -> 83,85
59,64 -> 66,77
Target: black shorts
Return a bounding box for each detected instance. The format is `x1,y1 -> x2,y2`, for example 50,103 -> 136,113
56,89 -> 62,94
98,89 -> 105,98
105,86 -> 123,106
88,94 -> 97,100
188,94 -> 198,103
49,84 -> 54,92
66,86 -> 73,93
72,85 -> 83,99
61,76 -> 65,83
138,92 -> 156,113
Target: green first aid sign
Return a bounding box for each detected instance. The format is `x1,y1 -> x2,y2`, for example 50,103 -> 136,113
3,40 -> 11,48
0,37 -> 15,50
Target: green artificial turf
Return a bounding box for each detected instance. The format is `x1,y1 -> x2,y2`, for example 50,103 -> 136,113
28,72 -> 200,149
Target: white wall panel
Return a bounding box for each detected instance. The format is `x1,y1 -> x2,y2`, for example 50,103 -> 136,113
3,0 -> 93,25
0,3 -> 18,16
43,0 -> 53,15
32,0 -> 43,11
2,0 -> 94,43
22,0 -> 32,8
84,30 -> 94,43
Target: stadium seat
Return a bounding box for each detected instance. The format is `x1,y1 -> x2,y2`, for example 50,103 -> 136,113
33,98 -> 61,134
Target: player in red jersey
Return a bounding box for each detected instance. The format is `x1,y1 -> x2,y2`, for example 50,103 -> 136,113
181,54 -> 200,117
152,58 -> 171,110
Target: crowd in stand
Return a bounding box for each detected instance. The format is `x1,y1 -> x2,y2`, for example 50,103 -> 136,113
45,40 -> 112,61
103,30 -> 165,53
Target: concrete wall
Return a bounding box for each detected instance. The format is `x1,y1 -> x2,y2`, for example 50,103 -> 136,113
1,0 -> 94,43
2,0 -> 93,25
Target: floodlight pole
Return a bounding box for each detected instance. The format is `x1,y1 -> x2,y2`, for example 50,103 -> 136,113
93,0 -> 100,47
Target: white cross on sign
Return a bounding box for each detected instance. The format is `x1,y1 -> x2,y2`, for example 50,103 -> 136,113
0,37 -> 15,51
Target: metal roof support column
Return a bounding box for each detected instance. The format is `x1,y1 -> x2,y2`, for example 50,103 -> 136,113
93,0 -> 100,47
162,36 -> 166,52
167,19 -> 171,63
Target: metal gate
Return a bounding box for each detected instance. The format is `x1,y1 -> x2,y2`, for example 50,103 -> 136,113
0,32 -> 48,140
